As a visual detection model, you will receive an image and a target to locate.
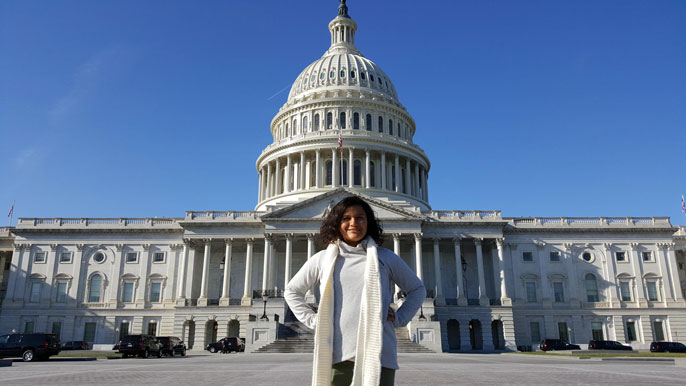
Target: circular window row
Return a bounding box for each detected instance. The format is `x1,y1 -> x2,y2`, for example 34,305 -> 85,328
298,69 -> 392,93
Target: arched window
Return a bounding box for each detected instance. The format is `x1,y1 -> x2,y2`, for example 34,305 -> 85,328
353,113 -> 359,130
378,116 -> 383,133
361,72 -> 366,80
389,119 -> 393,135
303,116 -> 308,132
314,114 -> 320,131
326,113 -> 333,130
325,161 -> 332,185
585,274 -> 599,302
89,274 -> 102,303
369,161 -> 375,187
366,114 -> 372,131
340,112 -> 346,129
354,160 -> 361,185
293,119 -> 299,135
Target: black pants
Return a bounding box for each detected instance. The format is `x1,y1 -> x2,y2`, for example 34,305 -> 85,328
331,361 -> 396,386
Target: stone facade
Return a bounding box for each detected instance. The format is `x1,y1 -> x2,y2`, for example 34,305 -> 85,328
1,3 -> 686,352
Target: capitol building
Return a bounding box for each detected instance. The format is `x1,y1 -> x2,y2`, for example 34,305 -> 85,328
2,2 -> 686,353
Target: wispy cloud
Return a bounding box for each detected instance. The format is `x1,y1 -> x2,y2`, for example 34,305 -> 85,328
12,148 -> 40,170
267,83 -> 292,101
48,46 -> 132,121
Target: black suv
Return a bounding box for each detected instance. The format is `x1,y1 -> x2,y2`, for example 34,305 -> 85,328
157,336 -> 187,357
539,339 -> 581,351
116,335 -> 162,358
588,340 -> 633,351
0,333 -> 61,361
650,341 -> 686,353
61,340 -> 91,350
206,337 -> 245,353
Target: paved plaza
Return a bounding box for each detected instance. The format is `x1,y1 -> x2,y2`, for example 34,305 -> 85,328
1,352 -> 686,385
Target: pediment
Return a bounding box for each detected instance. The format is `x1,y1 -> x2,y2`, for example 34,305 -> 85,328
261,188 -> 424,221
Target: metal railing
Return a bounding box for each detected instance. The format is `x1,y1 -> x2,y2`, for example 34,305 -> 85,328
510,217 -> 671,227
253,289 -> 284,299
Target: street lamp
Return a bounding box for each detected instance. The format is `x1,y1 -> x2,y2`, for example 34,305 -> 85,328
260,292 -> 269,321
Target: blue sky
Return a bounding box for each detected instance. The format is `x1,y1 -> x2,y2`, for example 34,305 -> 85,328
1,0 -> 685,224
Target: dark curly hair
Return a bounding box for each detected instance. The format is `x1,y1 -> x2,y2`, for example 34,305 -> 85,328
318,196 -> 384,246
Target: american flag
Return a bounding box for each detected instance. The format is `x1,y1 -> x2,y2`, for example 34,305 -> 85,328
682,194 -> 685,214
338,131 -> 342,149
7,201 -> 14,218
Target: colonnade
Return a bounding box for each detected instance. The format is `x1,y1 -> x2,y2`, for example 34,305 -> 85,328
258,148 -> 429,204
179,234 -> 510,308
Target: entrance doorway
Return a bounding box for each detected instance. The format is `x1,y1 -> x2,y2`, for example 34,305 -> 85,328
447,319 -> 460,351
491,320 -> 505,350
469,320 -> 483,350
206,320 -> 218,345
228,320 -> 240,338
183,320 -> 195,349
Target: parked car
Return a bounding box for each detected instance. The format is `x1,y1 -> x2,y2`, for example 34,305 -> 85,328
116,335 -> 162,358
0,333 -> 61,362
650,341 -> 686,353
157,336 -> 187,356
60,341 -> 91,350
539,339 -> 581,351
588,340 -> 633,350
206,337 -> 245,353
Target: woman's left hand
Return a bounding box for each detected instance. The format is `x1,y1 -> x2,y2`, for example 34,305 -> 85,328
386,307 -> 395,323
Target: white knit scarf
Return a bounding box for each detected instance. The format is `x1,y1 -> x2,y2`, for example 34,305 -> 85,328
312,238 -> 383,386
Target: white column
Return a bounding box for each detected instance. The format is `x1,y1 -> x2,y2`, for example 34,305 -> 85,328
454,238 -> 466,306
604,243 -> 618,307
284,234 -> 293,285
258,169 -> 263,202
315,149 -> 321,188
5,245 -> 25,302
177,242 -> 189,300
563,243 -> 578,306
405,159 -> 411,194
198,239 -> 211,305
365,150 -> 371,188
414,163 -> 420,197
666,244 -> 683,300
285,155 -> 292,193
536,243 -> 550,304
394,155 -> 400,192
660,244 -> 677,300
630,243 -> 645,306
275,158 -> 282,195
433,238 -> 444,303
475,238 -> 488,306
423,170 -> 429,201
220,239 -> 232,305
414,233 -> 423,280
348,148 -> 354,188
496,238 -> 511,305
300,152 -> 305,190
332,148 -> 339,187
242,239 -> 254,305
393,234 -> 401,255
305,160 -> 312,189
307,234 -> 315,258
262,236 -> 271,291
380,152 -> 386,190
266,162 -> 272,198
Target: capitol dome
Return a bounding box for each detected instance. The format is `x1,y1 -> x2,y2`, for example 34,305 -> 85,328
255,1 -> 431,212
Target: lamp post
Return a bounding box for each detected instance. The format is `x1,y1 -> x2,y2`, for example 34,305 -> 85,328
260,292 -> 269,321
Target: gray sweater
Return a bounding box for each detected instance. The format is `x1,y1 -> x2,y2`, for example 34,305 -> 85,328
284,240 -> 425,369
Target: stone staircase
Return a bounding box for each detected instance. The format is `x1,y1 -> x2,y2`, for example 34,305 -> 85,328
253,322 -> 434,353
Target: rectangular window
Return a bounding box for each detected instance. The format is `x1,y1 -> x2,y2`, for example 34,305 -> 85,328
616,251 -> 626,262
56,282 -> 68,303
59,252 -> 72,263
626,321 -> 637,341
153,252 -> 165,263
558,322 -> 569,343
553,282 -> 565,303
530,322 -> 541,344
549,251 -> 561,262
34,251 -> 46,263
526,282 -> 537,303
122,282 -> 134,303
147,322 -> 157,336
83,322 -> 97,343
30,282 -> 42,303
52,322 -> 62,340
647,282 -> 658,301
150,282 -> 161,303
119,322 -> 129,341
24,321 -> 35,333
642,251 -> 653,262
591,322 -> 604,340
522,252 -> 533,262
653,321 -> 665,342
126,252 -> 138,263
620,281 -> 632,301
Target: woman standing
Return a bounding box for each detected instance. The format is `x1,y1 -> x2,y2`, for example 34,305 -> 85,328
284,196 -> 426,386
